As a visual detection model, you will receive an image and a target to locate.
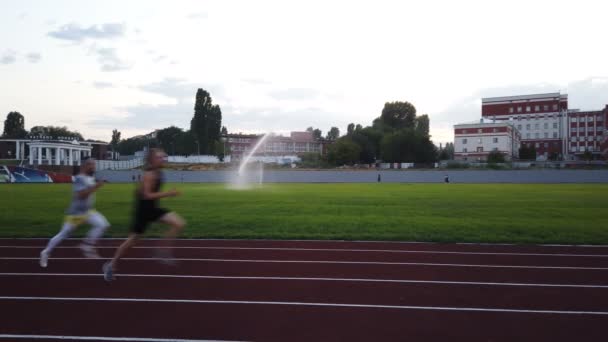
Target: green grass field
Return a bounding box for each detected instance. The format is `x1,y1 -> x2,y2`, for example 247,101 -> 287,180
1,183 -> 607,244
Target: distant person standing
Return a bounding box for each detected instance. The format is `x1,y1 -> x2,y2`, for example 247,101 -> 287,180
103,148 -> 185,281
39,158 -> 110,268
444,174 -> 450,183
377,173 -> 381,183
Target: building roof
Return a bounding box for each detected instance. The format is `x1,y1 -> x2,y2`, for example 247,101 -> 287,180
482,93 -> 567,104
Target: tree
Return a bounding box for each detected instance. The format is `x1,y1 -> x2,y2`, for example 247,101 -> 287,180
156,126 -> 184,155
415,114 -> 430,137
110,129 -> 121,159
326,127 -> 340,140
3,112 -> 27,138
347,123 -> 355,136
355,124 -> 363,132
582,149 -> 594,162
487,150 -> 506,163
327,138 -> 361,166
191,88 -> 222,154
380,101 -> 417,130
519,144 -> 537,160
221,126 -> 228,135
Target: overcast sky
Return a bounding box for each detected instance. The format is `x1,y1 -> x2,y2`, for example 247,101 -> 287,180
2,0 -> 607,144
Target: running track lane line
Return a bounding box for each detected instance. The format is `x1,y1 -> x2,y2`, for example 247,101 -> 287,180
1,245 -> 607,257
0,335 -> 242,342
3,237 -> 607,248
2,296 -> 608,316
2,257 -> 608,270
2,273 -> 608,288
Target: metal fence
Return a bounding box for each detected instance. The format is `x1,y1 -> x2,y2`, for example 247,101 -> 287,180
96,158 -> 144,170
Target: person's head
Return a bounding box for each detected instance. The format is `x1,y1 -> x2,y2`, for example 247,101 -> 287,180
145,148 -> 167,170
80,157 -> 96,176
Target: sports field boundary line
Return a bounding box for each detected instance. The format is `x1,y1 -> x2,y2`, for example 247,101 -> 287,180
1,237 -> 607,248
2,257 -> 607,270
2,273 -> 607,288
1,296 -> 607,315
2,245 -> 607,257
0,334 -> 242,342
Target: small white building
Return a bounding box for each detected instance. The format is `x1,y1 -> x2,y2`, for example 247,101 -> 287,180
454,120 -> 521,162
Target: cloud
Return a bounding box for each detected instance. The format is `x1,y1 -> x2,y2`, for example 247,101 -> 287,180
268,88 -> 320,100
242,78 -> 271,85
18,12 -> 27,20
90,102 -> 194,131
48,23 -> 126,42
26,52 -> 42,63
1,51 -> 17,64
153,55 -> 168,63
93,82 -> 114,89
94,47 -> 131,72
138,78 -> 222,102
187,12 -> 208,20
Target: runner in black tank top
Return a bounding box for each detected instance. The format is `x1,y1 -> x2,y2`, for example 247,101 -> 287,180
103,149 -> 186,282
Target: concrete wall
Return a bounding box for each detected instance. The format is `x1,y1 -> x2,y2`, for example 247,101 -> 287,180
97,170 -> 608,184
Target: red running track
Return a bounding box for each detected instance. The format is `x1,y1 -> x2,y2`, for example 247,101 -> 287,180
0,238 -> 607,341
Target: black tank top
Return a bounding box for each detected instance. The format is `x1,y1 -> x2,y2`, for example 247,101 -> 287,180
136,169 -> 164,209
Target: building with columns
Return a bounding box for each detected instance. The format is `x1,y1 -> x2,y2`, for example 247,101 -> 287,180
0,137 -> 109,166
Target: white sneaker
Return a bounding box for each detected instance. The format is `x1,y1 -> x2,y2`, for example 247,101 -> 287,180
40,250 -> 49,268
80,243 -> 100,259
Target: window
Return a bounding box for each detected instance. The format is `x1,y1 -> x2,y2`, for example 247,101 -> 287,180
517,124 -> 522,130
544,132 -> 549,138
526,106 -> 531,112
477,147 -> 483,152
598,126 -> 604,132
580,136 -> 585,142
598,115 -> 604,122
572,127 -> 578,132
580,146 -> 585,152
553,104 -> 558,111
544,143 -> 549,148
534,105 -> 540,111
571,147 -> 577,152
553,122 -> 558,129
588,116 -> 594,122
589,136 -> 594,142
544,123 -> 548,129
553,132 -> 558,138
571,117 -> 577,123
463,148 -> 468,153
571,137 -> 576,142
526,124 -> 531,130
509,107 -> 514,113
526,133 -> 531,139
517,107 -> 522,113
543,105 -> 549,111
493,138 -> 498,143
535,123 -> 540,129
535,143 -> 540,148
598,136 -> 603,141
535,133 -> 540,139
477,138 -> 482,144
462,139 -> 467,144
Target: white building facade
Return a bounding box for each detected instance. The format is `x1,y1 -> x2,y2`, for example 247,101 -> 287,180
454,121 -> 521,161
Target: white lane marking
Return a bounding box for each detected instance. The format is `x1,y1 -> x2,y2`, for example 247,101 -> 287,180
1,257 -> 607,270
1,296 -> 607,316
1,245 -> 607,257
0,334 -> 241,342
1,273 -> 607,289
1,237 -> 607,248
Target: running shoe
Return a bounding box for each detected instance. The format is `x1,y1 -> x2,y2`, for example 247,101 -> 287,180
102,261 -> 114,282
39,250 -> 49,268
80,243 -> 101,258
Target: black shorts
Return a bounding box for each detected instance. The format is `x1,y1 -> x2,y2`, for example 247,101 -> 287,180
131,207 -> 170,234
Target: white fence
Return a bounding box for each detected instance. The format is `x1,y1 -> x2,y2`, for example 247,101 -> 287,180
168,155 -> 228,164
96,158 -> 144,170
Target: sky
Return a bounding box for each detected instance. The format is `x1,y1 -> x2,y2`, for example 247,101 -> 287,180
1,0 -> 607,145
